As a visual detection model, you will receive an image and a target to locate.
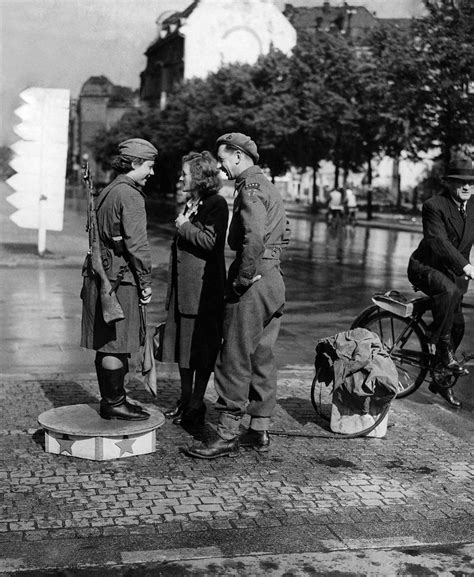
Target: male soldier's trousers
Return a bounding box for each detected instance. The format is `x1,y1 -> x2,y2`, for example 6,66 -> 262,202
213,263 -> 284,440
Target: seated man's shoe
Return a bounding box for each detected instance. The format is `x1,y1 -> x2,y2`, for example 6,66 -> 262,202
240,428 -> 270,453
428,382 -> 462,409
437,344 -> 465,375
100,399 -> 150,420
186,435 -> 239,459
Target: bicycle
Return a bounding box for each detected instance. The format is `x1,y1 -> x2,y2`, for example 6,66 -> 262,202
350,289 -> 471,398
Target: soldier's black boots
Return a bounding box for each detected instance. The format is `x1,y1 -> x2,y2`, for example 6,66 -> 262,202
428,382 -> 462,408
240,428 -> 270,452
100,399 -> 150,421
186,435 -> 239,459
96,363 -> 150,421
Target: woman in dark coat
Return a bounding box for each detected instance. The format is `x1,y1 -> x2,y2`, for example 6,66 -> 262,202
81,138 -> 157,421
162,151 -> 229,427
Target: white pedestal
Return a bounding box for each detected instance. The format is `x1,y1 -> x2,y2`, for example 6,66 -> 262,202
38,404 -> 165,460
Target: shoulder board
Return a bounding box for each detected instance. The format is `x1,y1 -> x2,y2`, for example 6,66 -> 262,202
245,182 -> 261,190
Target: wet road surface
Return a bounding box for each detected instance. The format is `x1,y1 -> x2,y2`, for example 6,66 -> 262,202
1,195 -> 473,417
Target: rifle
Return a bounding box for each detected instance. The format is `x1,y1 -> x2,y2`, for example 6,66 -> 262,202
83,163 -> 125,325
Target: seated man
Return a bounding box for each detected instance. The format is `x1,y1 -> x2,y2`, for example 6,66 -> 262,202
407,158 -> 474,408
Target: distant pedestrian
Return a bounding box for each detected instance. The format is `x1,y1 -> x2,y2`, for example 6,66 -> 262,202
187,133 -> 290,459
344,187 -> 357,224
81,138 -> 157,421
162,151 -> 229,429
328,187 -> 344,224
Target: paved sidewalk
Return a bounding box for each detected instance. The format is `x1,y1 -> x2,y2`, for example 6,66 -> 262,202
0,367 -> 473,574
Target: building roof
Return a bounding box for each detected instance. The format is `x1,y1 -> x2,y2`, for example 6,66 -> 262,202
80,76 -> 137,104
80,76 -> 115,97
284,2 -> 411,43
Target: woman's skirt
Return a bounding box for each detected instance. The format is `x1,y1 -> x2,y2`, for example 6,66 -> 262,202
161,287 -> 221,370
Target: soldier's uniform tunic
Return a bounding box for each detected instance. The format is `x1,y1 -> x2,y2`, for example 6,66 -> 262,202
214,165 -> 290,439
80,174 -> 152,354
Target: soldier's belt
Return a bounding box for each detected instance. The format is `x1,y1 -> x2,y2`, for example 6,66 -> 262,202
263,246 -> 282,259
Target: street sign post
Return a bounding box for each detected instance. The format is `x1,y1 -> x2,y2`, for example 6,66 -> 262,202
6,87 -> 70,256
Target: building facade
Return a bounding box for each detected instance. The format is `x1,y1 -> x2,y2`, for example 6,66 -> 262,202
69,76 -> 139,184
140,0 -> 297,106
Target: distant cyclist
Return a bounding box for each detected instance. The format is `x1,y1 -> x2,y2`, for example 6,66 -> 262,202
407,158 -> 474,408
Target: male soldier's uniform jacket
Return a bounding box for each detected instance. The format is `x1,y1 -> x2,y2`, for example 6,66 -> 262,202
228,165 -> 290,304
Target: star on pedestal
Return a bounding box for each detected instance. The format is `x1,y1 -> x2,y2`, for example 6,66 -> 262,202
57,434 -> 75,455
115,437 -> 135,457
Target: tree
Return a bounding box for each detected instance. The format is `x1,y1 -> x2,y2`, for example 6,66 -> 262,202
94,50 -> 299,194
286,31 -> 358,204
412,0 -> 474,169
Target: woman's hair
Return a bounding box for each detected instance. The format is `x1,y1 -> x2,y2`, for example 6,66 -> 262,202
182,151 -> 222,197
110,155 -> 146,174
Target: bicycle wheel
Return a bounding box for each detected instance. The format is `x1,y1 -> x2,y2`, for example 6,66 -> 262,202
353,310 -> 429,398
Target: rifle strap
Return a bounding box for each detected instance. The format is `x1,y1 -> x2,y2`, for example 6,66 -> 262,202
109,265 -> 128,295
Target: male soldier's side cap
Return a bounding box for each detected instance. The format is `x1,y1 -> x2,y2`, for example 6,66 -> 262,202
216,133 -> 259,164
444,157 -> 474,181
118,138 -> 158,161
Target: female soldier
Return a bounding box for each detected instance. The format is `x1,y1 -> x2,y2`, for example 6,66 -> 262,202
81,138 -> 157,420
162,151 -> 229,428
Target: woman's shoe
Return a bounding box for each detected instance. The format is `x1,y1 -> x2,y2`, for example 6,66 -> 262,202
181,404 -> 207,428
164,400 -> 187,422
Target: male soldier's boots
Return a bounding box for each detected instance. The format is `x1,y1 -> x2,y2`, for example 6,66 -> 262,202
240,428 -> 270,453
95,361 -> 150,421
186,413 -> 240,459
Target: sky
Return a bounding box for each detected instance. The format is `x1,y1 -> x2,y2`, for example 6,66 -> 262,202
0,0 -> 426,146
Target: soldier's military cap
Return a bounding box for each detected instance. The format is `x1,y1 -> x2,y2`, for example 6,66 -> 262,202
216,133 -> 259,164
118,138 -> 158,161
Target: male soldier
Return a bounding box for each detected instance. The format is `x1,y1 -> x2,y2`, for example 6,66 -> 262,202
407,158 -> 474,408
187,133 -> 290,459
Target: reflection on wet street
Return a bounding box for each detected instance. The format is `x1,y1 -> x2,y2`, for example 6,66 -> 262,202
1,198 -> 472,414
280,216 -> 424,365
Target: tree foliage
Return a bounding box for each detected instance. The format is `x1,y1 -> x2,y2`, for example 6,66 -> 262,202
92,0 -> 474,195
411,0 -> 474,168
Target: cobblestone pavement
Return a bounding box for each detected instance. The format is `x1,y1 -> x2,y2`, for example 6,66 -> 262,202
0,367 -> 473,574
1,191 -> 473,574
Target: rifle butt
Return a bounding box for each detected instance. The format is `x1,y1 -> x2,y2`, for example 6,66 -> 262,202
99,286 -> 125,325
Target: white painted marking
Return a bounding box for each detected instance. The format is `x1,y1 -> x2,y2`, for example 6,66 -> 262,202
122,547 -> 223,564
